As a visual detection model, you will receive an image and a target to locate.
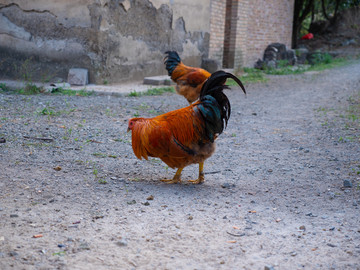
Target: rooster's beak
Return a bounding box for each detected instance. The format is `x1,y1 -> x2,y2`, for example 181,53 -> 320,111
127,128 -> 130,133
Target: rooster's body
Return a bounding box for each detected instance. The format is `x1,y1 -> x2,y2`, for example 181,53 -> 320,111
164,51 -> 212,104
128,71 -> 246,184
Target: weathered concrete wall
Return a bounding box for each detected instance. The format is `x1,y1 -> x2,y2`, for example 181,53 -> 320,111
0,0 -> 210,83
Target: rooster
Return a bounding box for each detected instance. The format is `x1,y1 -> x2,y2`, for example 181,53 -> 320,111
127,70 -> 246,184
164,51 -> 212,104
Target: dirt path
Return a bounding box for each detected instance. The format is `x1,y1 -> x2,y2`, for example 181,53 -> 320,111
1,61 -> 360,269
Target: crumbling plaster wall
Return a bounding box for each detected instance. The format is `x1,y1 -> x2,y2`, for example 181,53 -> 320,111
0,0 -> 211,83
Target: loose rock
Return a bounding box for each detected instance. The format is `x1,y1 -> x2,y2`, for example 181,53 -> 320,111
343,179 -> 352,188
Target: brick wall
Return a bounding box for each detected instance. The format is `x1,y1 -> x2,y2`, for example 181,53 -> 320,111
209,0 -> 227,64
209,0 -> 294,69
244,0 -> 294,67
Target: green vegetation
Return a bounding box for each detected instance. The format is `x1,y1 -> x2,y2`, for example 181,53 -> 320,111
17,83 -> 45,95
233,53 -> 353,84
128,87 -> 175,97
228,68 -> 268,85
345,92 -> 360,130
0,83 -> 92,96
39,107 -> 57,116
317,90 -> 360,144
0,83 -> 10,92
50,87 -> 93,97
92,152 -> 118,158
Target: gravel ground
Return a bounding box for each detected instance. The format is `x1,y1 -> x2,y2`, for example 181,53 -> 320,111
1,61 -> 360,270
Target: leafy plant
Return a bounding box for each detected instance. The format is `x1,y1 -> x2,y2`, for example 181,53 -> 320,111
98,179 -> 107,184
128,87 -> 175,97
18,83 -> 45,95
0,83 -> 10,92
51,87 -> 93,97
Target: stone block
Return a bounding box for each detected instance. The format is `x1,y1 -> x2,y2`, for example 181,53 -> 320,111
143,75 -> 174,86
285,49 -> 297,65
296,48 -> 309,64
201,58 -> 220,73
68,68 -> 88,86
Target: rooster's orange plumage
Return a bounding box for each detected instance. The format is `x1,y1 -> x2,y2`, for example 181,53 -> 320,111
127,71 -> 246,184
164,51 -> 212,104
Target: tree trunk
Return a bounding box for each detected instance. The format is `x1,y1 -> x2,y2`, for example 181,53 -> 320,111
292,0 -> 314,48
321,0 -> 330,20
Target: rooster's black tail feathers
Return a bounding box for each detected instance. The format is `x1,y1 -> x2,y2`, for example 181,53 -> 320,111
200,70 -> 246,98
164,51 -> 181,76
198,70 -> 246,137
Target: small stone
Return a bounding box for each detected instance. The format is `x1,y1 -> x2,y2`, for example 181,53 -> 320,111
9,251 -> 18,257
143,201 -> 150,206
290,251 -> 297,256
127,200 -> 136,205
146,195 -> 154,200
343,179 -> 352,188
264,265 -> 275,270
299,225 -> 306,231
221,183 -> 230,189
257,231 -> 262,235
327,243 -> 337,247
53,166 -> 62,171
79,241 -> 90,250
116,240 -> 127,247
188,215 -> 193,220
57,244 -> 66,248
0,138 -> 6,143
10,214 -> 19,218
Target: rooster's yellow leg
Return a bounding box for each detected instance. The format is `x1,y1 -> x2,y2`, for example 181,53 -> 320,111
161,167 -> 183,184
188,162 -> 205,184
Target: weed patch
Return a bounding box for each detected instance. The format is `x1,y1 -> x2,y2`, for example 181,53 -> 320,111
128,87 -> 174,97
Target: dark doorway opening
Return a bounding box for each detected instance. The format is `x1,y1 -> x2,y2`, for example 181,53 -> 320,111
222,0 -> 238,68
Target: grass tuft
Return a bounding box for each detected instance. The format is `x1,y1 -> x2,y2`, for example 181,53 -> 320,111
128,87 -> 175,97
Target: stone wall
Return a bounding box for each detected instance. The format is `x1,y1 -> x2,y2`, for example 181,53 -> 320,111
0,0 -> 210,83
0,0 -> 294,83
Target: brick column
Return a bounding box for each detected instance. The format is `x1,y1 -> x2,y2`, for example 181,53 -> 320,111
209,0 -> 226,66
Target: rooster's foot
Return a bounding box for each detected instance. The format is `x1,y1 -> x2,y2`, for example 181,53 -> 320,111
188,174 -> 205,184
161,177 -> 181,184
